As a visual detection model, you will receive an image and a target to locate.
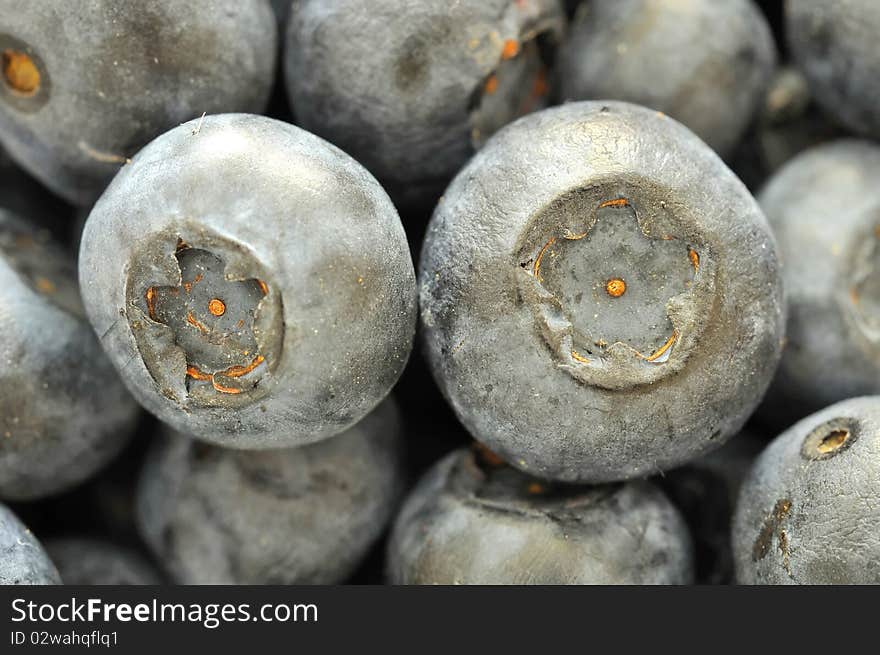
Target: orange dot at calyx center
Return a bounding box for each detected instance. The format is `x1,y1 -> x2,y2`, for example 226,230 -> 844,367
606,278 -> 626,298
208,298 -> 226,316
3,50 -> 40,95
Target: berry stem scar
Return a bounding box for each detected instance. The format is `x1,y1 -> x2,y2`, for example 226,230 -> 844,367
208,298 -> 226,316
2,49 -> 40,96
605,278 -> 626,297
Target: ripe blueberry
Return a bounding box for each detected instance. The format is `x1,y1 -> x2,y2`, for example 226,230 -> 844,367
734,397 -> 880,584
0,211 -> 140,500
0,0 -> 277,205
420,102 -> 784,482
79,114 -> 416,448
388,447 -> 694,584
137,399 -> 405,584
786,1 -> 880,140
557,0 -> 776,156
757,140 -> 880,427
284,0 -> 566,207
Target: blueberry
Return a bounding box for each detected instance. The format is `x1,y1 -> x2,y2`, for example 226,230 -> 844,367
420,102 -> 784,482
45,537 -> 161,585
388,447 -> 693,584
757,140 -> 880,427
0,211 -> 140,500
733,397 -> 880,584
786,1 -> 880,140
557,0 -> 776,156
284,0 -> 566,207
136,398 -> 404,584
79,114 -> 416,448
0,0 -> 277,205
0,502 -> 60,584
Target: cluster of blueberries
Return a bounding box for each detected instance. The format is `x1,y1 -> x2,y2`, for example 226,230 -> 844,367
1,0 -> 879,586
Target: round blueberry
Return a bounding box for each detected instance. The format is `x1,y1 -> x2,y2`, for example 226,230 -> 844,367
757,140 -> 880,427
420,101 -> 784,482
137,398 -> 404,584
79,114 -> 416,448
0,0 -> 277,205
388,447 -> 694,584
557,0 -> 776,156
786,1 -> 880,140
734,397 -> 880,584
0,502 -> 60,584
0,211 -> 140,500
284,0 -> 566,207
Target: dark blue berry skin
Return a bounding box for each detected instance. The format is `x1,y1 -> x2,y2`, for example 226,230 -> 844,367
79,114 -> 416,449
137,399 -> 405,585
388,448 -> 694,584
0,211 -> 140,501
419,101 -> 783,483
787,1 -> 880,140
757,140 -> 880,429
45,537 -> 161,585
557,0 -> 776,156
0,0 -> 277,205
734,397 -> 880,584
0,503 -> 60,584
284,0 -> 566,208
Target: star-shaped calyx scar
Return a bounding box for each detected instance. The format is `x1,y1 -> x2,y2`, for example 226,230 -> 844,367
144,241 -> 270,395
